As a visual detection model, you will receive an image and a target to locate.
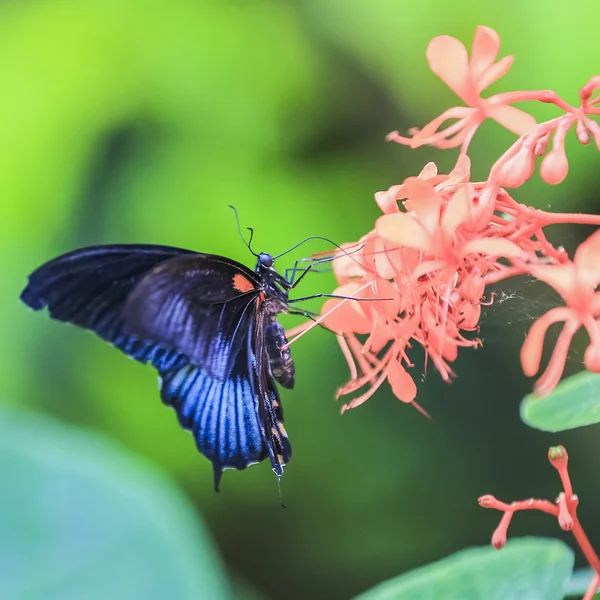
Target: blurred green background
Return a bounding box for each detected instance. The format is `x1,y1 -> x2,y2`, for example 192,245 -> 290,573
2,1 -> 600,598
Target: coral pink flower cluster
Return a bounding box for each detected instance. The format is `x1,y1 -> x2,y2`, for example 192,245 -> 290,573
288,26 -> 600,413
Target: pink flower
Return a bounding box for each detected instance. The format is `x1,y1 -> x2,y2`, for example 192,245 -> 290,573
521,229 -> 600,396
285,25 -> 600,411
387,26 -> 537,153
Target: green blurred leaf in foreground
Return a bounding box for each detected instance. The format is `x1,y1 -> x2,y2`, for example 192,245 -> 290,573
0,407 -> 232,600
353,537 -> 573,600
521,371 -> 600,432
565,567 -> 600,597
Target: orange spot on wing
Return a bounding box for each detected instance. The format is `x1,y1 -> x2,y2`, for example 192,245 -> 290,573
233,273 -> 255,293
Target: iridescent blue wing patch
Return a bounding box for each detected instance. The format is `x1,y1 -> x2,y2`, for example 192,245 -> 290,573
158,310 -> 268,490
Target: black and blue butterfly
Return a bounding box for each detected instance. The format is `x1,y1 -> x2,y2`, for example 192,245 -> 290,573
19,226 -> 339,493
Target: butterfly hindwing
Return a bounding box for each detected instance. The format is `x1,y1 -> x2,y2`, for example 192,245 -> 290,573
157,301 -> 291,489
158,297 -> 267,489
20,244 -> 195,371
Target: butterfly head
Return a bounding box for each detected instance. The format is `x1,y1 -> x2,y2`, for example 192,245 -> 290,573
254,252 -> 291,308
257,252 -> 274,269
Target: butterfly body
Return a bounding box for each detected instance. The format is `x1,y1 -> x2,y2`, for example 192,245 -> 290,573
20,244 -> 295,490
265,320 -> 295,390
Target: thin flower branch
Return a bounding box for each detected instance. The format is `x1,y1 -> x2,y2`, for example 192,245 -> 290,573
479,446 -> 600,600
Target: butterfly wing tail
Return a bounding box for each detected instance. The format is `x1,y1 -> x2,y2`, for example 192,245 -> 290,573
159,360 -> 268,492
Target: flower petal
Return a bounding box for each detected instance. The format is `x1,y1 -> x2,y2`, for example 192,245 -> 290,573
441,184 -> 471,240
534,317 -> 580,397
411,259 -> 446,282
321,295 -> 371,335
477,55 -> 514,93
368,278 -> 402,319
426,35 -> 473,104
486,104 -> 537,136
375,185 -> 401,214
436,154 -> 471,190
470,26 -> 501,82
528,264 -> 578,303
333,242 -> 367,282
462,237 -> 524,258
418,162 -> 438,179
373,236 -> 399,280
402,178 -> 443,235
410,106 -> 474,148
387,358 -> 417,403
376,212 -> 432,252
574,229 -> 600,290
520,307 -> 570,376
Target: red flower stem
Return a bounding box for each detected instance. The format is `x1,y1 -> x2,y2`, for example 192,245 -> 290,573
571,513 -> 600,574
482,450 -> 600,600
490,90 -> 576,112
555,464 -> 574,498
509,499 -> 559,515
532,210 -> 600,227
583,573 -> 600,600
479,496 -> 558,516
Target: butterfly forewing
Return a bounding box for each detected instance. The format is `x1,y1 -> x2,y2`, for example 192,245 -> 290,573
122,254 -> 263,380
20,244 -> 194,371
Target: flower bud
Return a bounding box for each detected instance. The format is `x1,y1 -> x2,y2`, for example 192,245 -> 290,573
491,528 -> 507,550
462,272 -> 485,302
557,493 -> 574,531
498,146 -> 536,188
558,510 -> 574,531
478,494 -> 496,508
540,147 -> 569,185
548,445 -> 568,469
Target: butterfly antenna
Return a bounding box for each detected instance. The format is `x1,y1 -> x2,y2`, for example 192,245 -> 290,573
246,227 -> 256,253
273,235 -> 350,260
228,205 -> 258,257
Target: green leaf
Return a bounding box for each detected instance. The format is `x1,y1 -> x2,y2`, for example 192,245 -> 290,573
521,371 -> 600,432
565,568 -> 600,597
0,407 -> 233,600
353,538 -> 573,600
